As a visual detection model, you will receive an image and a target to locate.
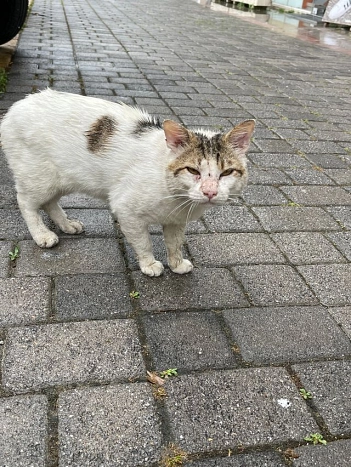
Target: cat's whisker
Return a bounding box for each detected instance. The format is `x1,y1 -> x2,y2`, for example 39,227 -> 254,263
165,198 -> 193,220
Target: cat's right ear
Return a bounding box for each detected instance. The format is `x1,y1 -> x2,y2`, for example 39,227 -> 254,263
163,120 -> 190,153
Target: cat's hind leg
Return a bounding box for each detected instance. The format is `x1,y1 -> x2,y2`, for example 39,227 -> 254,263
163,224 -> 193,274
42,198 -> 84,235
17,193 -> 59,248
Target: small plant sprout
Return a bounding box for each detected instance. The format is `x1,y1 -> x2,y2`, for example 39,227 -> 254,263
161,444 -> 187,467
9,246 -> 20,261
129,290 -> 140,299
304,433 -> 327,445
160,368 -> 178,378
287,201 -> 301,207
299,388 -> 312,400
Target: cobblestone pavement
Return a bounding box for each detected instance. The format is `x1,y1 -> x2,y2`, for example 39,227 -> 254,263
1,0 -> 351,465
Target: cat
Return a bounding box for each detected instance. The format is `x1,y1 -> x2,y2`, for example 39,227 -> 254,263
0,89 -> 255,276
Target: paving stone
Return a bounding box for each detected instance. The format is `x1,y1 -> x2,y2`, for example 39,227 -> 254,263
0,209 -> 30,240
253,207 -> 341,232
284,168 -> 334,185
326,206 -> 351,229
223,306 -> 351,364
249,153 -> 310,168
305,154 -> 349,169
187,233 -> 285,267
203,206 -> 263,233
325,231 -> 351,260
292,361 -> 351,436
291,140 -> 346,154
0,395 -> 48,467
3,320 -> 144,392
281,186 -> 351,205
293,439 -> 351,466
0,185 -> 17,208
0,277 -> 50,326
55,273 -> 132,320
233,265 -> 317,306
298,264 -> 351,306
328,306 -> 351,339
133,268 -> 249,311
60,209 -> 116,237
185,451 -> 286,466
142,311 -> 236,372
241,185 -> 287,205
58,383 -> 162,466
14,238 -> 125,276
248,168 -> 293,185
272,232 -> 346,264
165,368 -> 317,453
0,241 -> 11,278
324,169 -> 351,185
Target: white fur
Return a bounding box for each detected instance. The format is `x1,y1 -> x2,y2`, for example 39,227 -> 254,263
0,89 -> 250,276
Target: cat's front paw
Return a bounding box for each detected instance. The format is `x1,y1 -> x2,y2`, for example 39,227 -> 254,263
140,260 -> 164,277
61,219 -> 85,235
35,232 -> 59,248
170,259 -> 193,275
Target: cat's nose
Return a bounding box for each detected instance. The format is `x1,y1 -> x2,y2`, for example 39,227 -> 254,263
203,189 -> 217,200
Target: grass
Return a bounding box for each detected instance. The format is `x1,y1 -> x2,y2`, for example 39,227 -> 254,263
0,68 -> 8,94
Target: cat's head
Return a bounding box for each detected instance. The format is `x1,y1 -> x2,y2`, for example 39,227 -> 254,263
164,119 -> 255,205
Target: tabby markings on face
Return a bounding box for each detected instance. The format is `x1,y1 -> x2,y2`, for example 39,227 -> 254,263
169,131 -> 246,177
86,115 -> 117,154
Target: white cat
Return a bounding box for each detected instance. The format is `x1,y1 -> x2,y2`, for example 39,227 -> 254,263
0,89 -> 255,276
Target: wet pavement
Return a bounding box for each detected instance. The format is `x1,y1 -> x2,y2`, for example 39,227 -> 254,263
0,0 -> 351,465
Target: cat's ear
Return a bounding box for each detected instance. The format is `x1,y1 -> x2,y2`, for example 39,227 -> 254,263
225,119 -> 255,158
163,120 -> 190,153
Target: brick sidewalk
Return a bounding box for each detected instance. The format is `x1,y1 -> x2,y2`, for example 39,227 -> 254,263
0,0 -> 350,465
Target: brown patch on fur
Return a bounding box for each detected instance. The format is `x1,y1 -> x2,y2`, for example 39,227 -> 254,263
86,116 -> 117,154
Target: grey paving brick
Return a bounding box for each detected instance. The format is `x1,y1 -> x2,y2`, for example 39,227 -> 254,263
328,306 -> 351,339
293,439 -> 351,467
284,168 -> 335,185
14,238 -> 125,276
185,452 -> 286,466
249,153 -> 309,168
133,268 -> 249,311
142,311 -> 236,372
272,232 -> 346,264
187,233 -> 285,267
0,241 -> 11,278
298,264 -> 351,306
0,277 -> 50,326
325,232 -> 351,261
233,265 -> 317,306
60,209 -> 116,237
281,186 -> 351,206
253,206 -> 341,232
203,206 -> 263,233
3,320 -> 144,392
324,169 -> 351,185
292,361 -> 351,436
326,206 -> 351,229
223,306 -> 351,364
165,368 -> 317,453
0,395 -> 48,467
55,273 -> 132,320
241,185 -> 287,205
58,383 -> 162,466
248,167 -> 294,185
0,185 -> 17,208
0,209 -> 30,240
306,154 -> 349,169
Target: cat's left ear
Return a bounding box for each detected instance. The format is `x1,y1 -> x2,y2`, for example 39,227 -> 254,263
225,119 -> 255,158
163,120 -> 190,153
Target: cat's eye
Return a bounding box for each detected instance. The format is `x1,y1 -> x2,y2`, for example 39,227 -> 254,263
220,168 -> 242,177
186,167 -> 200,176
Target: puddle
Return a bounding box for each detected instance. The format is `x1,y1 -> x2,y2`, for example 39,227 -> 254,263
195,0 -> 351,54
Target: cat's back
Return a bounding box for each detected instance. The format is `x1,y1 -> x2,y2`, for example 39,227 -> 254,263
1,89 -> 140,136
